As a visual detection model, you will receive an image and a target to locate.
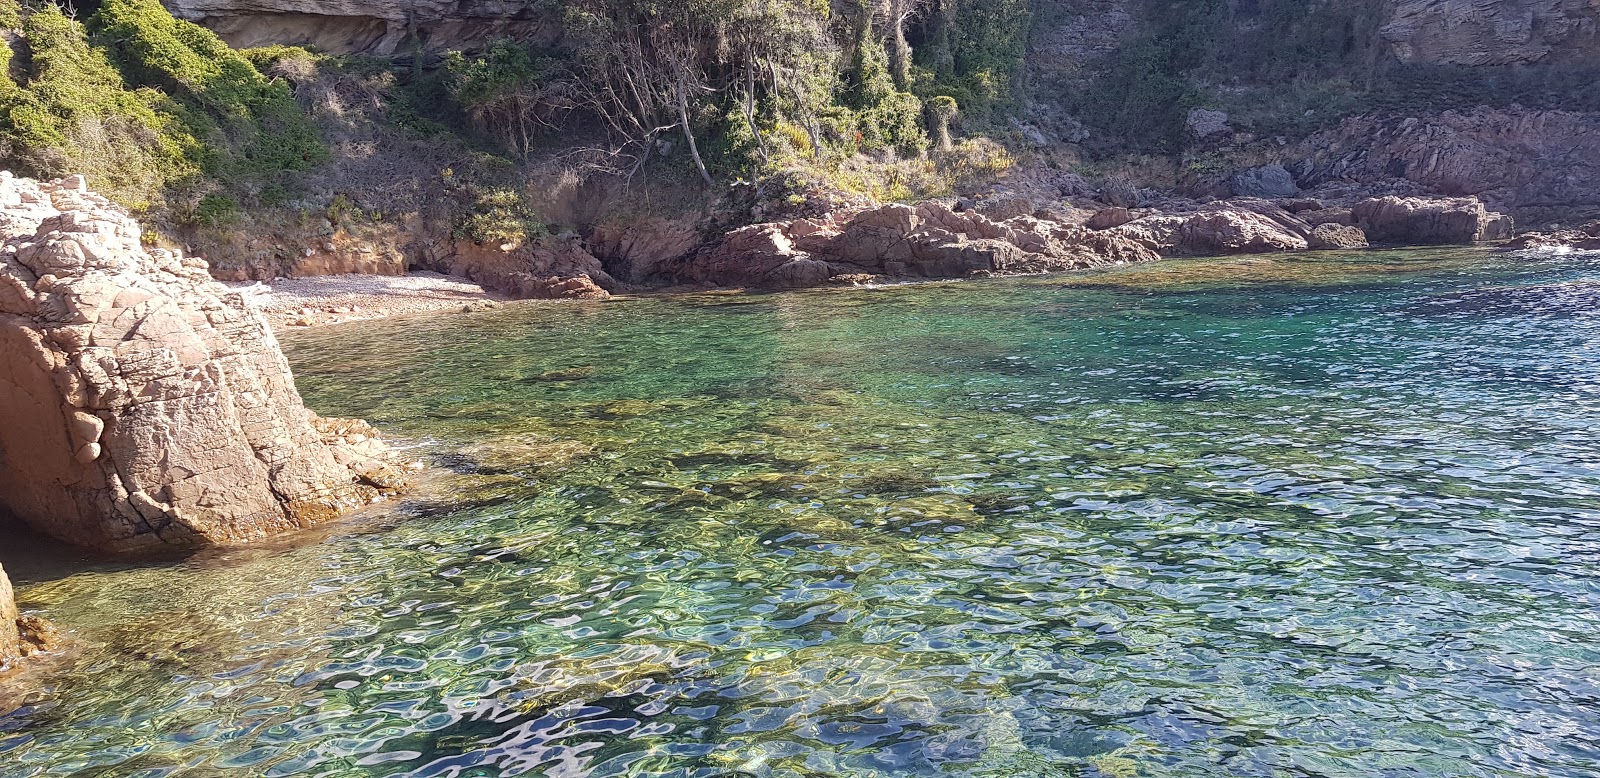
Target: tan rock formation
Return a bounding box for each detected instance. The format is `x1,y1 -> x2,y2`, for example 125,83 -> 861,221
161,0 -> 558,55
1309,223 -> 1371,250
0,174 -> 405,553
1498,221 -> 1600,251
668,201 -> 1161,290
0,565 -> 17,667
1353,196 -> 1514,244
1109,206 -> 1309,256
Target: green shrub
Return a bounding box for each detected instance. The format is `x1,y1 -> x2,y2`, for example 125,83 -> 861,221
91,0 -> 327,175
453,188 -> 544,248
0,7 -> 204,209
192,192 -> 240,226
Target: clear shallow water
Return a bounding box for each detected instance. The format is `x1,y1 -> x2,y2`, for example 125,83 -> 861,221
5,249 -> 1600,777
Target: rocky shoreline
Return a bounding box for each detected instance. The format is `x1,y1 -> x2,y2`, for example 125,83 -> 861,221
0,173 -> 412,561
237,189 -> 1520,331
229,271 -> 507,329
224,191 -> 1536,332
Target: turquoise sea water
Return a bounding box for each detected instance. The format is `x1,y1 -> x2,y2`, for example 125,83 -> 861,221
4,248 -> 1600,777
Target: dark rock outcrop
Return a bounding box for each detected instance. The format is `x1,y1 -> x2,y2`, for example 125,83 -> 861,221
1298,110 -> 1600,212
0,174 -> 406,553
1353,196 -> 1514,244
1232,165 -> 1300,199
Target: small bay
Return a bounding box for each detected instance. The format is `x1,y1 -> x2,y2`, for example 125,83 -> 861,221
4,248 -> 1599,777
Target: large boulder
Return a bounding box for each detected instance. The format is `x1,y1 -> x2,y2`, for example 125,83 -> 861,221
1309,223 -> 1370,250
1111,208 -> 1308,256
0,174 -> 406,553
1353,196 -> 1514,244
1231,165 -> 1300,199
670,223 -> 832,289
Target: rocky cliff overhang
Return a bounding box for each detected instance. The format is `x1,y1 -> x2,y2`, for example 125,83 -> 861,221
159,0 -> 560,56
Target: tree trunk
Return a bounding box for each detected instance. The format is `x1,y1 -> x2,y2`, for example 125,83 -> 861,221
745,58 -> 768,160
676,71 -> 714,187
888,0 -> 912,90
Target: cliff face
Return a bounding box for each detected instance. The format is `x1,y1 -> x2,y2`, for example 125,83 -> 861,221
1383,0 -> 1600,66
1028,0 -> 1600,74
1296,109 -> 1600,210
0,174 -> 404,553
160,0 -> 558,54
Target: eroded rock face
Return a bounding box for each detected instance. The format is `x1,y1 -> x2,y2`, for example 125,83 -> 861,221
667,201 -> 1161,289
0,565 -> 17,667
1383,0 -> 1600,66
1297,110 -> 1600,211
1353,196 -> 1513,244
417,235 -> 618,301
161,0 -> 558,55
0,174 -> 405,552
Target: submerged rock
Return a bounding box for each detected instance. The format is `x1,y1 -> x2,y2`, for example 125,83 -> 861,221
0,174 -> 407,552
0,564 -> 56,671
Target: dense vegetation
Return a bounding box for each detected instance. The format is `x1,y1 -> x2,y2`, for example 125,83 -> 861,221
0,0 -> 1030,223
0,0 -> 322,217
0,0 -> 1592,231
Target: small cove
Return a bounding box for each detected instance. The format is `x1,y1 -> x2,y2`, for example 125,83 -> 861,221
4,247 -> 1600,777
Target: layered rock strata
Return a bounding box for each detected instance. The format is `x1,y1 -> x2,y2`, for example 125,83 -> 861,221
0,174 -> 405,553
1382,0 -> 1600,67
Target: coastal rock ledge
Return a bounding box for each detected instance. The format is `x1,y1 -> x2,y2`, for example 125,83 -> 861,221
1,564 -> 56,671
0,173 -> 406,553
